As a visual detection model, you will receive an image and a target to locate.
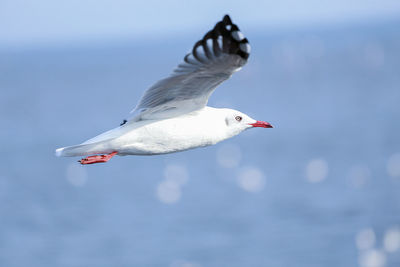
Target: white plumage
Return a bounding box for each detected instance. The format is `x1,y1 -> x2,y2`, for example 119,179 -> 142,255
56,15 -> 272,164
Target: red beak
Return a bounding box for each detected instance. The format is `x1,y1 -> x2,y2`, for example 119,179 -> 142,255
249,121 -> 273,128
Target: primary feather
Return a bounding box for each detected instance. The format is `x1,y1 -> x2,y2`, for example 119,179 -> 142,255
132,15 -> 250,120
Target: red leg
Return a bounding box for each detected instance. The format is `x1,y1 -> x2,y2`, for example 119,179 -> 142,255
79,151 -> 118,165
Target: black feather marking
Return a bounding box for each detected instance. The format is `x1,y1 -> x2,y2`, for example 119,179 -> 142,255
223,14 -> 232,25
212,38 -> 222,57
201,39 -> 213,59
230,24 -> 239,32
184,53 -> 202,65
190,14 -> 250,62
192,40 -> 208,63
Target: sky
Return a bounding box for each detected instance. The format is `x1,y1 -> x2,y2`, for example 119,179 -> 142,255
1,0 -> 400,48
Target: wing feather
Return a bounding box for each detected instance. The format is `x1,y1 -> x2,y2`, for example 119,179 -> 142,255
132,15 -> 250,120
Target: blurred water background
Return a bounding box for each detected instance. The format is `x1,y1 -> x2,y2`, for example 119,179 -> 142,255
1,2 -> 400,267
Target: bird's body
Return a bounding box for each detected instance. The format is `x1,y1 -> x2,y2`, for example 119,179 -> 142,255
56,15 -> 272,164
57,107 -> 253,157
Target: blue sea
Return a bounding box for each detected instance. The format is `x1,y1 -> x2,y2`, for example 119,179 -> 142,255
1,20 -> 400,267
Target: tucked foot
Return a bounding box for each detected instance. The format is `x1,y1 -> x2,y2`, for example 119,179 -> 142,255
79,151 -> 118,165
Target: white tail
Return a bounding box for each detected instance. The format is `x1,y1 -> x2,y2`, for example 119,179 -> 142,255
55,140 -> 114,157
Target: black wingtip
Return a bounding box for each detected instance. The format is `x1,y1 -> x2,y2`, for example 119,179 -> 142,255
223,14 -> 232,24
217,15 -> 250,60
188,15 -> 250,63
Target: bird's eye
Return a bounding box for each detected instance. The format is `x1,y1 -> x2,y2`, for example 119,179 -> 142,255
235,116 -> 242,122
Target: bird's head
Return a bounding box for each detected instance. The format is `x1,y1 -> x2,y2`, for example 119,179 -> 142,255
222,108 -> 273,136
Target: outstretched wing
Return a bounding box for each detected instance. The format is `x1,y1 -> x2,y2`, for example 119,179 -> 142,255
132,15 -> 251,120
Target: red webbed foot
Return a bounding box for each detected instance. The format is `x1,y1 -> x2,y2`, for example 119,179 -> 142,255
79,151 -> 118,165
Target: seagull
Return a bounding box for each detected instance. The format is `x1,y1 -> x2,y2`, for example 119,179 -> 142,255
56,15 -> 273,165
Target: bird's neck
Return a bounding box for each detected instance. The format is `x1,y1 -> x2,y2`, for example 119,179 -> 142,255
192,107 -> 242,143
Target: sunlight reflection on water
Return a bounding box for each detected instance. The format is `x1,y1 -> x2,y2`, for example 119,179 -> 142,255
305,158 -> 328,183
356,228 -> 376,251
384,227 -> 400,253
156,163 -> 189,204
237,166 -> 266,192
358,249 -> 386,267
387,153 -> 400,178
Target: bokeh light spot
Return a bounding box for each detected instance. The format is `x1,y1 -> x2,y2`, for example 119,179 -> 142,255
305,158 -> 328,183
358,249 -> 386,267
356,228 -> 376,250
156,163 -> 190,204
237,166 -> 266,192
156,180 -> 181,204
383,227 -> 400,253
387,153 -> 400,178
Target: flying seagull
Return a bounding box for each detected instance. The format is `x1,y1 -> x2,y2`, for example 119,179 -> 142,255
56,15 -> 273,164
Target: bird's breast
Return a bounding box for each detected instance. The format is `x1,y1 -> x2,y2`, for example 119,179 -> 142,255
114,117 -> 224,155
